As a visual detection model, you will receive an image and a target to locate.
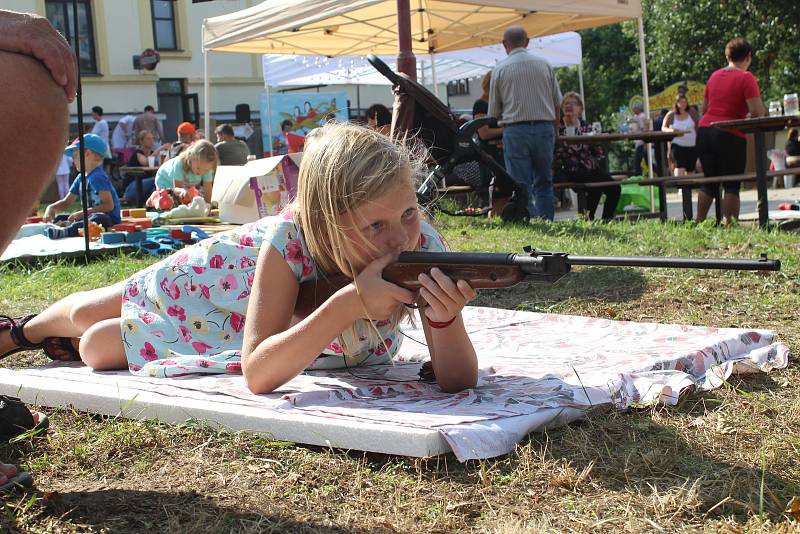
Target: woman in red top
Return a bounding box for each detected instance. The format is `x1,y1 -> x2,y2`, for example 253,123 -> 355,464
696,38 -> 766,224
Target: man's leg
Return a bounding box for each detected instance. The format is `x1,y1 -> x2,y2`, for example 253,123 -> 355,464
503,126 -> 535,217
530,123 -> 556,221
0,51 -> 68,252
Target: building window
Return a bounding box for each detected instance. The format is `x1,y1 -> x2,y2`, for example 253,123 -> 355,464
45,0 -> 98,74
447,79 -> 470,97
151,0 -> 178,51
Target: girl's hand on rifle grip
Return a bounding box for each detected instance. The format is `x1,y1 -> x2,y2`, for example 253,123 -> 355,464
417,267 -> 477,323
348,253 -> 416,320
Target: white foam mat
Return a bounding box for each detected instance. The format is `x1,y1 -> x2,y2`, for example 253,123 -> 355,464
0,307 -> 788,460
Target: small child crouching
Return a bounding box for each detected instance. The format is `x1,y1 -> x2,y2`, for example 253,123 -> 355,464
152,140 -> 217,207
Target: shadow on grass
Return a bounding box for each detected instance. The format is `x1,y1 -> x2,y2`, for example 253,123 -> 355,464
13,488 -> 371,534
473,266 -> 648,310
533,389 -> 799,522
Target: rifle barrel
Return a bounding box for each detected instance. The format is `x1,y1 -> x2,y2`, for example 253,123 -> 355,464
566,255 -> 780,271
395,251 -> 780,271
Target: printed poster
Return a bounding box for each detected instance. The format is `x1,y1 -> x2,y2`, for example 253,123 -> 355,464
259,92 -> 348,156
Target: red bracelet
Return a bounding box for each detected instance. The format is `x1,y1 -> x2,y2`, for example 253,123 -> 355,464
427,316 -> 456,329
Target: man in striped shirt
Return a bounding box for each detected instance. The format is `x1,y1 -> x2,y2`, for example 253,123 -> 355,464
489,26 -> 562,221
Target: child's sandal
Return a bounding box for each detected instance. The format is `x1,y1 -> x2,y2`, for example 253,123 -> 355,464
0,315 -> 42,361
418,360 -> 436,382
42,337 -> 81,362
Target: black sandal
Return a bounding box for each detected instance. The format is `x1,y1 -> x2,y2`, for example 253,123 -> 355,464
42,336 -> 81,362
0,315 -> 43,361
418,360 -> 436,382
0,395 -> 49,441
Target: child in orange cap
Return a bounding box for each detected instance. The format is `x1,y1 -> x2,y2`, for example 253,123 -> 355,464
168,121 -> 197,159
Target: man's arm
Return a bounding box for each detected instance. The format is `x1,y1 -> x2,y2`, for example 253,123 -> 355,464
552,69 -> 563,131
0,10 -> 76,101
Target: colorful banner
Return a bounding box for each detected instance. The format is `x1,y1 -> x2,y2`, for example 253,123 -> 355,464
630,81 -> 706,112
258,92 -> 348,156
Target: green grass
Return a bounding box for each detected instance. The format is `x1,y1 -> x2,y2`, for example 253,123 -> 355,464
1,217 -> 799,533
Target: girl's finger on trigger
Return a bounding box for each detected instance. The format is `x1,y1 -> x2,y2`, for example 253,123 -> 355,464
390,284 -> 416,305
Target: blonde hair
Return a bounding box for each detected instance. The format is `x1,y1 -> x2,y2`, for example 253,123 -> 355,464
295,122 -> 424,360
180,139 -> 218,174
481,70 -> 492,95
137,130 -> 153,145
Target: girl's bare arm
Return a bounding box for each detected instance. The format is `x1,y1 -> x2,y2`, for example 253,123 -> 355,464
418,269 -> 478,392
241,248 -> 414,394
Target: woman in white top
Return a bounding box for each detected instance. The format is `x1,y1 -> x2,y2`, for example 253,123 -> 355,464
662,94 -> 700,176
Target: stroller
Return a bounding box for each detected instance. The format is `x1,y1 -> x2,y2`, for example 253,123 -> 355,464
366,54 -> 528,222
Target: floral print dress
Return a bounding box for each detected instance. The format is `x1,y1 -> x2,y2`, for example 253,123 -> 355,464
553,120 -> 606,176
120,211 -> 446,378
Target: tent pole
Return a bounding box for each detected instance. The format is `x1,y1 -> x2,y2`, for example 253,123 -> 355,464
637,17 -> 655,210
430,53 -> 440,99
71,0 -> 90,257
203,30 -> 210,137
578,61 -> 586,120
266,82 -> 274,156
396,0 -> 416,79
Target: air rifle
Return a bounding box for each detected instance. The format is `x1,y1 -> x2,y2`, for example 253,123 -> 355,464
381,246 -> 780,289
293,247 -> 779,318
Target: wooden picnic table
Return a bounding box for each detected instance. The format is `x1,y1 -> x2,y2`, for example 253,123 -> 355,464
119,166 -> 159,208
558,131 -> 685,221
710,115 -> 800,228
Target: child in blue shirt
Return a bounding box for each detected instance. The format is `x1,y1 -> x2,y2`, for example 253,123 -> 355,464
154,140 -> 217,204
44,134 -> 121,239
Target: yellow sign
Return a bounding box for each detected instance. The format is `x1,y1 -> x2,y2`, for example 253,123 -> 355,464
631,81 -> 706,112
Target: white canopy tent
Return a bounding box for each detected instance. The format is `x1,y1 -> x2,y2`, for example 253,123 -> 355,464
202,0 -> 652,184
202,0 -> 649,129
259,31 -> 583,87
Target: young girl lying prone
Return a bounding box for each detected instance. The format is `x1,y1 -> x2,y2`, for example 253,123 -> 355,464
0,123 -> 479,394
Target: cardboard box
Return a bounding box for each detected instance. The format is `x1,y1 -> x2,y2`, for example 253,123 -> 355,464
212,154 -> 301,224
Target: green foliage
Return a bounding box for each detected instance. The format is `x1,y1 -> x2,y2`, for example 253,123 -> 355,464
556,24 -> 642,125
642,0 -> 800,102
561,4 -> 800,130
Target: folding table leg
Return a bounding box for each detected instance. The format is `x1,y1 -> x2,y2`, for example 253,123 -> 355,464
576,189 -> 587,217
680,186 -> 693,221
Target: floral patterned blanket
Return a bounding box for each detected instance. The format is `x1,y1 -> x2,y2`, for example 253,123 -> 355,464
0,307 -> 788,461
